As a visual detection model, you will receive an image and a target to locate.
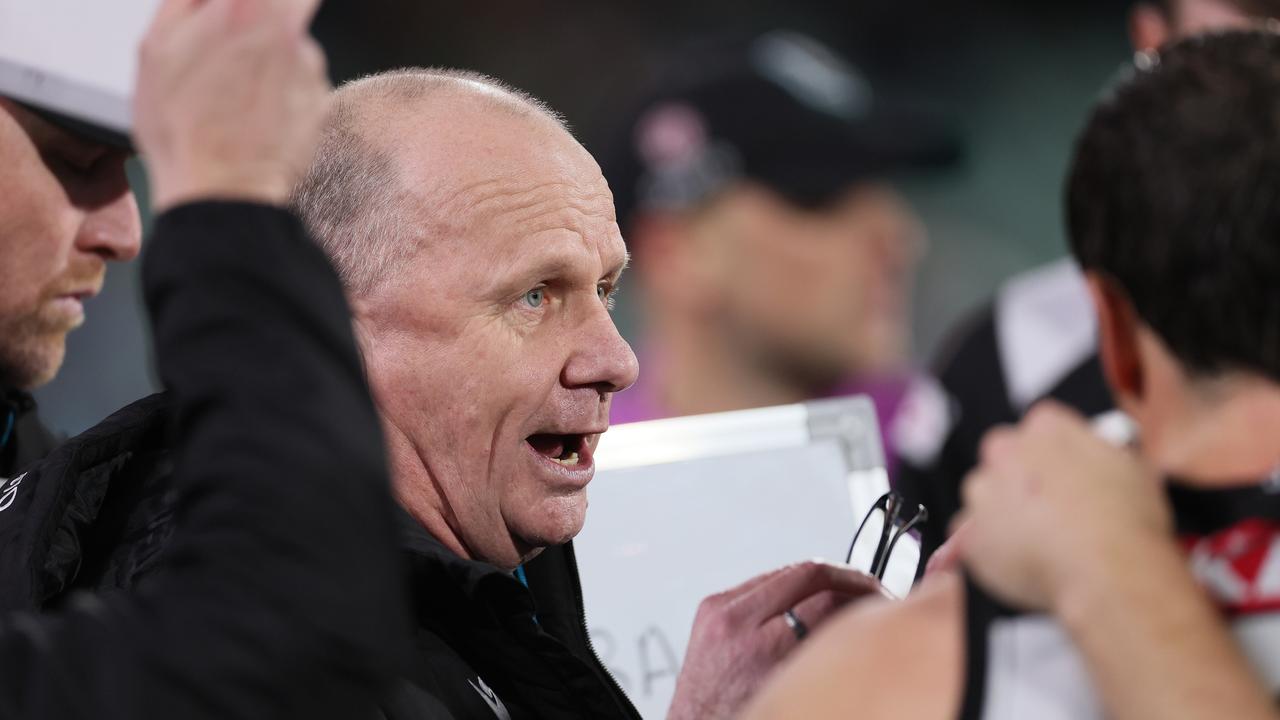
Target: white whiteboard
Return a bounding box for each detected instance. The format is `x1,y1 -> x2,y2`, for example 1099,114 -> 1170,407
577,397 -> 915,719
0,0 -> 162,133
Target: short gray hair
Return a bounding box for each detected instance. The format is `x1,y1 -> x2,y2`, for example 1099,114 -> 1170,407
289,67 -> 569,297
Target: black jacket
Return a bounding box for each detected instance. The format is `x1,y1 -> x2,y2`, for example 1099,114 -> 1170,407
0,202 -> 409,719
0,390 -> 59,479
3,395 -> 642,720
382,511 -> 640,720
0,392 -> 173,611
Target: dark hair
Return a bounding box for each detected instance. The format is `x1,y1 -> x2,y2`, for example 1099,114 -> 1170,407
1066,30 -> 1280,382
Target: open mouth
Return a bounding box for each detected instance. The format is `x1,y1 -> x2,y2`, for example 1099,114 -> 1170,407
526,433 -> 588,467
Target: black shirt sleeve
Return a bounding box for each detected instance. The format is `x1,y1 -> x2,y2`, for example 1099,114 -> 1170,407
0,202 -> 409,719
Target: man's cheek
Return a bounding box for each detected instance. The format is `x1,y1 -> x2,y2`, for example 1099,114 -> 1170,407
0,238 -> 53,307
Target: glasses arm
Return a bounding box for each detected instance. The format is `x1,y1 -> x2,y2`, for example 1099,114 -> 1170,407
846,492 -> 892,565
877,504 -> 929,581
870,494 -> 904,579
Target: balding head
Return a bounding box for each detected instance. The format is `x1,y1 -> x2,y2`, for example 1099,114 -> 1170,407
290,65 -> 636,571
290,68 -> 572,297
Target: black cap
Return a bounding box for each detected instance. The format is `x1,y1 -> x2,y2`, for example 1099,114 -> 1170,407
603,31 -> 962,230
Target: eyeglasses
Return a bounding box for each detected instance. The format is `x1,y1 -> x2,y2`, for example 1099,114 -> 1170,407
845,492 -> 928,585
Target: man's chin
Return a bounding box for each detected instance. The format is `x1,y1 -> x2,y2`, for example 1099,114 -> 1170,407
0,335 -> 67,391
511,496 -> 589,550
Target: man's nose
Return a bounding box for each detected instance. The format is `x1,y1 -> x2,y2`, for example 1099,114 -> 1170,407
76,188 -> 142,263
563,306 -> 640,395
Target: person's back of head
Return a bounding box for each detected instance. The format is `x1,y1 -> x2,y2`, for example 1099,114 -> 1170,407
1067,29 -> 1280,474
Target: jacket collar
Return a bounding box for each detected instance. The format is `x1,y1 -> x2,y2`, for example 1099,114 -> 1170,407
393,507 -> 592,642
1,387 -> 36,435
1,387 -> 42,472
395,506 -> 535,613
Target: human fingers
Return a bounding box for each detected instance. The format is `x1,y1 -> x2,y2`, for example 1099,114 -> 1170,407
786,579 -> 887,631
1020,400 -> 1096,458
735,562 -> 884,626
759,589 -> 855,653
977,424 -> 1018,469
249,0 -> 324,31
925,522 -> 967,577
703,565 -> 796,606
286,0 -> 325,30
1022,399 -> 1089,432
140,0 -> 236,80
960,464 -> 999,520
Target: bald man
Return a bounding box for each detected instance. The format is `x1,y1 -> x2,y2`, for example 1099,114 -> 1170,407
14,68 -> 884,720
294,68 -> 884,720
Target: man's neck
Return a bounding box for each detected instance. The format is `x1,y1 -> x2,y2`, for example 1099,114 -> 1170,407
1150,377 -> 1280,484
649,317 -> 813,417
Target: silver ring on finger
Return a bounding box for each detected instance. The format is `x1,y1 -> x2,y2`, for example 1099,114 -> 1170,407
783,608 -> 808,641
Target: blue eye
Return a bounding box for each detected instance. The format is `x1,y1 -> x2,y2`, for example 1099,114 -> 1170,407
524,288 -> 545,308
598,283 -> 617,309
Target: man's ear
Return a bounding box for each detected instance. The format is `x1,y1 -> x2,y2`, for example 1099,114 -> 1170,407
1129,3 -> 1173,52
1086,272 -> 1145,407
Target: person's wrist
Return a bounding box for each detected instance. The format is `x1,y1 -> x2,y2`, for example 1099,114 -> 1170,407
665,681 -> 700,720
149,164 -> 293,214
1051,526 -> 1177,630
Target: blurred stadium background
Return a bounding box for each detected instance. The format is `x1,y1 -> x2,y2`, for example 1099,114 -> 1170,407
39,0 -> 1132,435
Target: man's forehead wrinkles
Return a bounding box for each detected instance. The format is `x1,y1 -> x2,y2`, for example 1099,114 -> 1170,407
458,178 -> 608,215
474,212 -> 626,277
441,179 -> 613,240
434,177 -> 510,215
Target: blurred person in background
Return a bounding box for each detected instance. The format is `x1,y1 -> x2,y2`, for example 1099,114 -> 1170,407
897,0 -> 1280,565
744,30 -> 1280,720
0,0 -> 408,716
602,30 -> 959,473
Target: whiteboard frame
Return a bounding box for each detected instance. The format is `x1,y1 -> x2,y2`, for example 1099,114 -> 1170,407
596,395 -> 887,476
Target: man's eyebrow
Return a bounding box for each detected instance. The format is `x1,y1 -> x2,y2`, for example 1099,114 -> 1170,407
487,249 -> 582,296
604,251 -> 632,281
489,246 -> 630,297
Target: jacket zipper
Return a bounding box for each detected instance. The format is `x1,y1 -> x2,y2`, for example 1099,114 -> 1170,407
566,545 -> 643,719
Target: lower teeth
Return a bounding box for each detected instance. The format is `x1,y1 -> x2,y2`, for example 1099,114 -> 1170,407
552,451 -> 580,466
